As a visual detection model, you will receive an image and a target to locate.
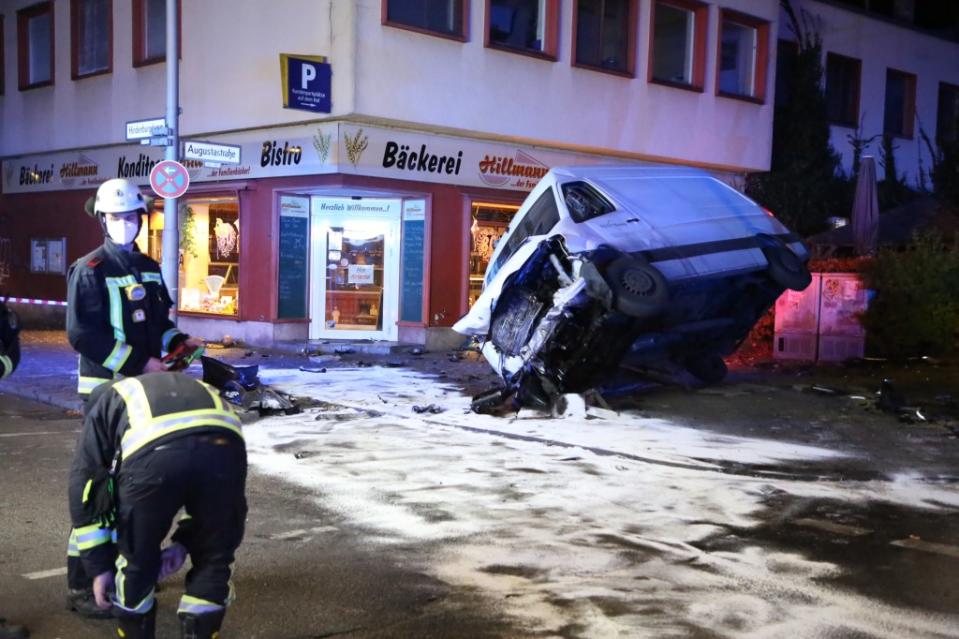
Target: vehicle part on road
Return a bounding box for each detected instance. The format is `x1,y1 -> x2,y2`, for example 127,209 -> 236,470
454,165 -> 812,409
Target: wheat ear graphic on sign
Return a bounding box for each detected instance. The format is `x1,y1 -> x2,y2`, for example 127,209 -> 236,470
313,131 -> 332,164
344,129 -> 368,168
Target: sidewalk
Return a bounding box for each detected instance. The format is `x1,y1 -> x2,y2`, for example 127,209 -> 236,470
0,330 -> 496,414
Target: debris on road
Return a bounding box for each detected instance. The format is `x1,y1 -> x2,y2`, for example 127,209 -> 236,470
413,404 -> 445,414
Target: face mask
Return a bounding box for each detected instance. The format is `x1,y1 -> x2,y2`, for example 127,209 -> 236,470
106,217 -> 140,246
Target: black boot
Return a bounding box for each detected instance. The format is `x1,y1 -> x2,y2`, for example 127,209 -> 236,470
116,605 -> 156,639
179,610 -> 224,639
66,588 -> 113,620
0,617 -> 29,639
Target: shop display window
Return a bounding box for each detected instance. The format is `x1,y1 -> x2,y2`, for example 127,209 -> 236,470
324,224 -> 385,330
142,196 -> 240,316
468,202 -> 519,307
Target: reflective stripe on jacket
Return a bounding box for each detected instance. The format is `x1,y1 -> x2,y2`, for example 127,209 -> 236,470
66,239 -> 185,395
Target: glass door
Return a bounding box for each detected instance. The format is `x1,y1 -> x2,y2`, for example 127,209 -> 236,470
309,198 -> 400,341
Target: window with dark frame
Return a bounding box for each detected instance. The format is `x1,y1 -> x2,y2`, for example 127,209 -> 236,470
825,52 -> 861,127
72,0 -> 111,79
650,0 -> 706,88
937,82 -> 959,146
883,68 -> 916,138
17,2 -> 54,90
718,14 -> 763,99
487,0 -> 558,58
133,0 -> 180,66
574,0 -> 634,75
383,0 -> 466,39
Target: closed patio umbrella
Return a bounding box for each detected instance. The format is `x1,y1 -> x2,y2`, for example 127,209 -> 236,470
852,155 -> 880,256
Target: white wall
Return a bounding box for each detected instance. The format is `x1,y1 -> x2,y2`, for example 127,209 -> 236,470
2,0 -> 779,173
1,0 -> 355,156
790,0 -> 959,187
354,0 -> 780,173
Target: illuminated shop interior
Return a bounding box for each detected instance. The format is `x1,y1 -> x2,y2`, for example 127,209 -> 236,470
138,196 -> 240,316
468,201 -> 519,306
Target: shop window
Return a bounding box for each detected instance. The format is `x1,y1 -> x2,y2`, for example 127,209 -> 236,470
468,202 -> 519,306
145,197 -> 240,317
133,0 -> 180,66
17,2 -> 54,90
573,0 -> 635,76
716,10 -> 768,102
825,52 -> 861,127
30,238 -> 66,274
883,68 -> 916,139
384,0 -> 467,40
649,0 -> 707,89
488,189 -> 559,283
486,0 -> 559,59
72,0 -> 111,79
937,82 -> 959,146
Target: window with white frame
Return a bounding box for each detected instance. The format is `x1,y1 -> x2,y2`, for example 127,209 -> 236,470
487,0 -> 558,57
574,0 -> 634,74
650,0 -> 706,88
384,0 -> 466,39
133,0 -> 178,66
18,2 -> 54,89
719,20 -> 756,96
72,0 -> 111,78
716,11 -> 769,102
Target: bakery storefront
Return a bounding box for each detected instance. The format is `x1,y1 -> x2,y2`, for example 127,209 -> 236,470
0,122 -> 639,347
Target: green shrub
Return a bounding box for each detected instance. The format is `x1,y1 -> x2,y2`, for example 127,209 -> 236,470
860,233 -> 959,358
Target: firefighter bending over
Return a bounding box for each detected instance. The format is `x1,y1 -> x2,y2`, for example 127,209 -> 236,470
68,372 -> 247,639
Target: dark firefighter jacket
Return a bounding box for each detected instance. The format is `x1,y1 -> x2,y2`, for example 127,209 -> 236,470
68,373 -> 243,577
0,300 -> 21,379
66,238 -> 186,395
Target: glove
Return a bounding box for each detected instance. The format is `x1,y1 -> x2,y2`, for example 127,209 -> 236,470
162,342 -> 205,371
158,542 -> 188,581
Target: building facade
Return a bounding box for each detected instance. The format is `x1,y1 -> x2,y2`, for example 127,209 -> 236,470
3,0 -> 799,347
779,0 -> 959,189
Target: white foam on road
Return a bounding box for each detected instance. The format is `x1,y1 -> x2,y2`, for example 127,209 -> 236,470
246,367 -> 959,638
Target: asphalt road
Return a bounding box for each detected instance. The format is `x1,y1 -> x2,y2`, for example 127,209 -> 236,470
0,393 -> 521,639
3,381 -> 959,639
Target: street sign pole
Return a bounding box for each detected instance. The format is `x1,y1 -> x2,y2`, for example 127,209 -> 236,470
161,0 -> 181,319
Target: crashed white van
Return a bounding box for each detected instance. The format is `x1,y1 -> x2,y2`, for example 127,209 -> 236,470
453,164 -> 810,409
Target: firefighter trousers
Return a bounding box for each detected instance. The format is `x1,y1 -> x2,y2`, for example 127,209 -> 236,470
112,433 -> 247,616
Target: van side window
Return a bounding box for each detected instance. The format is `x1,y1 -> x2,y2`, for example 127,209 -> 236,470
562,181 -> 615,222
487,188 -> 561,283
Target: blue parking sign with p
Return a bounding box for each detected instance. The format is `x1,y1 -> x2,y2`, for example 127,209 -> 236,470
281,54 -> 331,113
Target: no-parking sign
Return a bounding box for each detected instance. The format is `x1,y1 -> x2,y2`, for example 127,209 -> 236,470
150,160 -> 190,199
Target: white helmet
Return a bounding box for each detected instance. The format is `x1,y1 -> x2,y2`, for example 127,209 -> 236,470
94,178 -> 147,215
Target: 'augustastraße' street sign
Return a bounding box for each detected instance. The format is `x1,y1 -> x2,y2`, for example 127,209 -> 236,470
183,140 -> 242,166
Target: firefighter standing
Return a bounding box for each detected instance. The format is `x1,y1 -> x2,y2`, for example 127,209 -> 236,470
0,300 -> 27,639
0,300 -> 20,382
65,177 -> 203,617
68,372 -> 247,639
